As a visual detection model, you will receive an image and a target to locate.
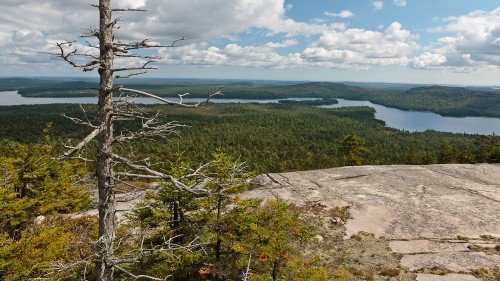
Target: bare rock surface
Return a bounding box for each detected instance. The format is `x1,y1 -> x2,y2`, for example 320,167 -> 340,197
245,164 -> 500,277
401,252 -> 499,272
68,189 -> 149,221
416,274 -> 480,281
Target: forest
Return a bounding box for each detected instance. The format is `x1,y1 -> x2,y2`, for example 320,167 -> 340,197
1,101 -> 499,280
1,103 -> 499,173
2,77 -> 499,118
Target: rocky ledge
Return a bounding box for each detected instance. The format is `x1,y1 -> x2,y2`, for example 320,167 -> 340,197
245,164 -> 500,281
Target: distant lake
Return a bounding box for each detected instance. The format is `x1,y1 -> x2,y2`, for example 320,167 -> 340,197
0,91 -> 316,105
321,99 -> 500,135
0,91 -> 499,135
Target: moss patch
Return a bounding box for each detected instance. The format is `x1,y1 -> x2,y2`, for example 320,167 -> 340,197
472,267 -> 500,281
298,203 -> 416,280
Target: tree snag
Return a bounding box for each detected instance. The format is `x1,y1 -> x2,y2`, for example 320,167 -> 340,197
54,0 -> 223,279
95,0 -> 115,279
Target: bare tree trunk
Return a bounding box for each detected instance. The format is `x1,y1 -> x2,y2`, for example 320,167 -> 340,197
215,191 -> 223,262
95,0 -> 115,280
272,259 -> 279,281
55,0 -> 223,278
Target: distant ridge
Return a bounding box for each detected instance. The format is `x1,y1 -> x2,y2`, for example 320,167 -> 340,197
407,85 -> 478,95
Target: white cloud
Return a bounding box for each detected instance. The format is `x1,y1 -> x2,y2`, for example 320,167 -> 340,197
117,0 -> 146,9
412,52 -> 447,68
10,0 -> 499,75
373,1 -> 384,10
412,7 -> 500,72
325,10 -> 354,19
0,0 -> 334,41
160,41 -> 303,68
116,0 -> 349,39
161,22 -> 420,69
393,0 -> 407,7
0,32 -> 13,45
0,0 -> 343,72
125,0 -> 301,39
302,22 -> 418,68
0,0 -> 421,71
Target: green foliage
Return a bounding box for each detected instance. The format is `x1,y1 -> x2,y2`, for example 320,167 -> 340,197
1,104 -> 499,174
216,199 -> 315,280
339,134 -> 369,166
0,216 -> 97,281
126,197 -> 323,281
475,135 -> 500,163
122,154 -> 328,280
0,131 -> 92,238
439,140 -> 457,163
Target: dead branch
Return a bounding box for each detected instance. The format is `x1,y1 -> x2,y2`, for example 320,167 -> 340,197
62,113 -> 97,128
64,155 -> 96,163
115,54 -> 161,59
113,37 -> 187,52
111,153 -> 210,195
115,86 -> 223,107
242,254 -> 252,281
90,4 -> 147,12
115,71 -> 148,79
115,265 -> 171,281
113,60 -> 156,72
115,114 -> 183,142
80,28 -> 100,39
60,126 -> 102,159
112,8 -> 147,12
115,172 -> 162,179
55,42 -> 100,69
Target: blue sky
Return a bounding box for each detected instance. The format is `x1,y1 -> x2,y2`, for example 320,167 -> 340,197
0,0 -> 499,85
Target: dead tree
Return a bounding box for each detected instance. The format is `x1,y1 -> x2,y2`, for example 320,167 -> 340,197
55,0 -> 222,280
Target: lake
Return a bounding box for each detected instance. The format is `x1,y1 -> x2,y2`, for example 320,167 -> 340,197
1,91 -> 499,135
0,91 -> 314,105
321,99 -> 500,135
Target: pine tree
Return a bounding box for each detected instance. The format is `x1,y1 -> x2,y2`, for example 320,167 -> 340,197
339,134 -> 369,166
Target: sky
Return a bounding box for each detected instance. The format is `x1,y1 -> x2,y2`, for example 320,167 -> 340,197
0,0 -> 499,85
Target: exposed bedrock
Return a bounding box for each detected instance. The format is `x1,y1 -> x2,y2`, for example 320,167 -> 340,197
246,164 -> 500,280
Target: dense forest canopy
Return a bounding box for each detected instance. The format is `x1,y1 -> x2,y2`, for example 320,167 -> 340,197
1,103 -> 498,173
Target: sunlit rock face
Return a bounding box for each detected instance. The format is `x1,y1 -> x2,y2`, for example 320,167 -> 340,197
246,164 -> 500,280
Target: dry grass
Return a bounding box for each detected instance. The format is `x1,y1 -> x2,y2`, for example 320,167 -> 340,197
299,205 -> 416,280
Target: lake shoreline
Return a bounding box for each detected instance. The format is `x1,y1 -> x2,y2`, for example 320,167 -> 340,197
10,90 -> 500,119
1,91 -> 499,135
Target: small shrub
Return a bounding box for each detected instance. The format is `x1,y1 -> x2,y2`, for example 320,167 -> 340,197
379,267 -> 400,277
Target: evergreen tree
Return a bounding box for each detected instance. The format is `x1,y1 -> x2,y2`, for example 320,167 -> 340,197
339,134 -> 369,166
0,132 -> 91,239
438,140 -> 457,164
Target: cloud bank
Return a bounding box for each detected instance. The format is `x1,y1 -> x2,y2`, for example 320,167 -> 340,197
412,7 -> 500,72
0,0 -> 498,74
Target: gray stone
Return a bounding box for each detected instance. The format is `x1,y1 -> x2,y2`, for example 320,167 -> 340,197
401,252 -> 500,272
313,235 -> 324,243
247,164 -> 500,240
245,164 -> 500,274
389,240 -> 470,254
34,215 -> 46,225
416,274 -> 480,281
